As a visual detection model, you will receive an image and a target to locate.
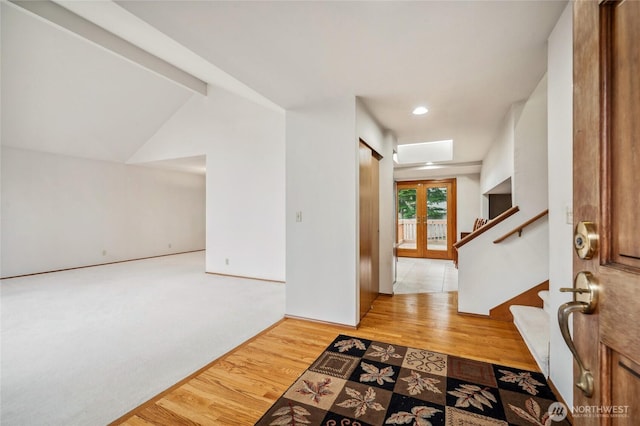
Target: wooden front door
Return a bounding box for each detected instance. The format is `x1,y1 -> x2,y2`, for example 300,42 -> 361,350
572,1 -> 640,423
396,179 -> 456,260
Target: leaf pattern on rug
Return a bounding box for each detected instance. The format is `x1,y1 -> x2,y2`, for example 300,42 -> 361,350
448,384 -> 497,411
269,404 -> 312,425
258,335 -> 568,426
508,398 -> 552,426
369,344 -> 404,362
385,405 -> 442,426
296,377 -> 334,404
360,362 -> 396,385
336,386 -> 385,418
498,369 -> 545,395
401,371 -> 441,396
335,338 -> 367,353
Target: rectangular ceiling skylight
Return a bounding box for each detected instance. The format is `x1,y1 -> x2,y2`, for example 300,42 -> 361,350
396,139 -> 453,164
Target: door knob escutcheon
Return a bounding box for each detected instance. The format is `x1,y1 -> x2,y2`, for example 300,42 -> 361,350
560,271 -> 598,313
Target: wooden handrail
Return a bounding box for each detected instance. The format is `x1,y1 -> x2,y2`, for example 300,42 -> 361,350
453,206 -> 520,249
493,209 -> 549,244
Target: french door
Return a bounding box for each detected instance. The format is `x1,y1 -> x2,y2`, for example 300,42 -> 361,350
396,179 -> 456,260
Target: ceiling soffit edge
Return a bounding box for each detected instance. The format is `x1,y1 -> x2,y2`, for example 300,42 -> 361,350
10,0 -> 207,95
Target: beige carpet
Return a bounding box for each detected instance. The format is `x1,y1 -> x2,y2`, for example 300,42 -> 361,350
1,251 -> 285,426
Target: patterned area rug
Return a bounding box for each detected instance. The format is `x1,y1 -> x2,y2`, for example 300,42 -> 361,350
256,335 -> 570,425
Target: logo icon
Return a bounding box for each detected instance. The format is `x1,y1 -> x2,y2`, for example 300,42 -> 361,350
548,402 -> 568,421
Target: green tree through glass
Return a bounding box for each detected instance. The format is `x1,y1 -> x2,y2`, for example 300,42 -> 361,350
398,189 -> 416,219
427,187 -> 447,219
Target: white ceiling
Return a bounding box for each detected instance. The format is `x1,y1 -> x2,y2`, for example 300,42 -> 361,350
2,0 -> 567,172
1,2 -> 192,163
117,0 -> 566,164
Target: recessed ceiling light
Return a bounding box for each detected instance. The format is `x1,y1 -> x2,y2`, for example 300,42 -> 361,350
412,106 -> 429,115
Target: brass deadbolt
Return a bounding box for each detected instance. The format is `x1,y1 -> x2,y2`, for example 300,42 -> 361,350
574,221 -> 598,260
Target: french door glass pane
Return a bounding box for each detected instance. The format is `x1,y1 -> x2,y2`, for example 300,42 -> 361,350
397,188 -> 417,250
426,186 -> 447,251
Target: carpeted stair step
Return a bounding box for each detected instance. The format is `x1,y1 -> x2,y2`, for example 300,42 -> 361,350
509,305 -> 549,377
538,290 -> 551,315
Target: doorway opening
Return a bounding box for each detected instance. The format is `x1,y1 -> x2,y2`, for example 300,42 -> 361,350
396,179 -> 457,260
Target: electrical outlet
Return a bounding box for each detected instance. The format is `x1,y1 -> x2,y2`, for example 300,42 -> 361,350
296,211 -> 303,222
225,258 -> 229,265
168,243 -> 172,248
102,250 -> 107,256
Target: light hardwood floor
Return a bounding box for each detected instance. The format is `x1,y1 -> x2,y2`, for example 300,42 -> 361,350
113,292 -> 537,425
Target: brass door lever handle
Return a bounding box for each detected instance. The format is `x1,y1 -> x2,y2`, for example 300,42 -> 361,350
557,271 -> 598,397
560,287 -> 591,294
558,301 -> 595,397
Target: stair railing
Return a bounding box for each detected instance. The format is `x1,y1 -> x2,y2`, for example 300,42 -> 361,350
452,206 -> 520,267
492,209 -> 549,244
453,206 -> 520,250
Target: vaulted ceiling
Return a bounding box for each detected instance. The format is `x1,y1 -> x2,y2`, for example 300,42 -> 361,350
118,0 -> 565,163
2,0 -> 567,170
1,2 -> 193,164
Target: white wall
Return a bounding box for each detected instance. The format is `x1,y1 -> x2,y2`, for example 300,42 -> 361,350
356,98 -> 396,295
480,105 -> 517,195
128,88 -> 286,282
1,147 -> 205,277
480,71 -> 549,219
459,73 -> 550,315
456,174 -> 482,237
286,97 -> 358,325
514,75 -> 549,216
547,2 -> 574,405
383,132 -> 397,288
458,215 -> 549,315
0,3 -> 3,278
